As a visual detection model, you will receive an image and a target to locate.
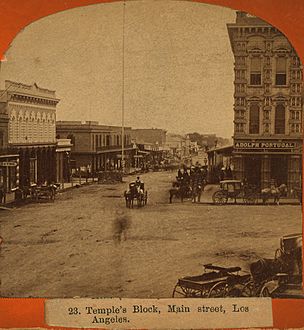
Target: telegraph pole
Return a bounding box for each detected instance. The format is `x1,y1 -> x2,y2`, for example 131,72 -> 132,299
121,0 -> 126,174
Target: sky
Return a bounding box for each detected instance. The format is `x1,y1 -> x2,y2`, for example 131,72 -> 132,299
0,0 -> 236,138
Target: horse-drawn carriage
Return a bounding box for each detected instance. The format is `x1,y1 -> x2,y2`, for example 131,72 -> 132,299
242,233 -> 303,298
13,183 -> 57,203
172,264 -> 250,298
212,180 -> 258,205
124,182 -> 148,208
212,180 -> 288,205
173,234 -> 303,298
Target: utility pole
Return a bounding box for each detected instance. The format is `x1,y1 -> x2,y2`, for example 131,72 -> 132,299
121,1 -> 126,174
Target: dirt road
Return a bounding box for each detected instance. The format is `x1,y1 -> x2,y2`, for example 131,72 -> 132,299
0,171 -> 302,298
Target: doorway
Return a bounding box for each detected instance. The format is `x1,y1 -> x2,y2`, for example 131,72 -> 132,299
270,155 -> 288,186
244,156 -> 261,187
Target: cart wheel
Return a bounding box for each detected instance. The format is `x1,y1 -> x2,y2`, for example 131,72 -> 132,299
207,281 -> 228,298
259,285 -> 271,297
240,281 -> 256,297
172,285 -> 202,298
212,191 -> 228,205
243,193 -> 257,205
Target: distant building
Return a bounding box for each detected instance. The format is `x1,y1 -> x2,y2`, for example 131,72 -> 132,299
130,128 -> 167,147
227,12 -> 302,191
56,121 -> 135,172
0,80 -> 59,197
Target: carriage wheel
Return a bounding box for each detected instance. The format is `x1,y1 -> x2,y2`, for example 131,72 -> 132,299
259,285 -> 271,297
243,193 -> 257,205
207,281 -> 228,298
240,281 -> 257,297
212,191 -> 228,205
172,285 -> 202,298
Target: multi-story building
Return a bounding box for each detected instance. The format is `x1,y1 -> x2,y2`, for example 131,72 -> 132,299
0,80 -> 59,192
56,121 -> 135,172
227,12 -> 303,191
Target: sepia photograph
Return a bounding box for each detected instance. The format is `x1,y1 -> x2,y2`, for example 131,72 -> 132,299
0,0 -> 302,301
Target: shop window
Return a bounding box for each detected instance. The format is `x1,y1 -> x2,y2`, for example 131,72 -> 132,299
249,104 -> 260,134
275,57 -> 287,85
275,104 -> 285,134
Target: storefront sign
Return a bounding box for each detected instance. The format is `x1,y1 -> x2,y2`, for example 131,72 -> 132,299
234,141 -> 296,149
0,161 -> 17,167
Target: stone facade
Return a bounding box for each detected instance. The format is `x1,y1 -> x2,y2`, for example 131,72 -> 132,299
0,80 -> 59,189
227,12 -> 303,192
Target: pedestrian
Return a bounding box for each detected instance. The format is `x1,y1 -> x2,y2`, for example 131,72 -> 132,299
112,209 -> 131,243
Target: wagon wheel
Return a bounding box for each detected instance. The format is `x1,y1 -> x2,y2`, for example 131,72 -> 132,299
212,191 -> 228,205
243,193 -> 257,205
172,285 -> 202,298
240,281 -> 257,297
259,285 -> 271,297
207,281 -> 228,298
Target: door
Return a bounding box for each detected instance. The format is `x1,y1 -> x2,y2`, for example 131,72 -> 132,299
244,156 -> 261,187
270,156 -> 288,186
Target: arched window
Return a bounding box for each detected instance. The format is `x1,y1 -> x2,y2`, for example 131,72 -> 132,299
275,104 -> 285,134
249,104 -> 260,134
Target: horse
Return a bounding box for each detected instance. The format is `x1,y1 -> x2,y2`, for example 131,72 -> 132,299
261,184 -> 288,205
191,180 -> 206,203
169,181 -> 192,203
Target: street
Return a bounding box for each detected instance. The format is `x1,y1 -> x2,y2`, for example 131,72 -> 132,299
0,171 -> 302,298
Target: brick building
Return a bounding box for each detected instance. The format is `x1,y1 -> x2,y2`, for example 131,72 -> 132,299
56,121 -> 135,172
227,12 -> 303,191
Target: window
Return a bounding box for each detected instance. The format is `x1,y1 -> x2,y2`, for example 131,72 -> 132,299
249,104 -> 260,134
250,57 -> 261,85
275,104 -> 285,134
275,57 -> 287,85
0,131 -> 3,148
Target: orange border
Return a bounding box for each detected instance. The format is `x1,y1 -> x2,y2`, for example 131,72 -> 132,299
0,0 -> 303,329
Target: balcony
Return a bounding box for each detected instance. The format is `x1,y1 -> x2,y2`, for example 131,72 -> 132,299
96,144 -> 134,153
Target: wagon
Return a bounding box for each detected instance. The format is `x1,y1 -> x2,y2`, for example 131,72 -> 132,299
32,184 -> 57,202
241,233 -> 303,298
172,264 -> 250,298
212,180 -> 258,205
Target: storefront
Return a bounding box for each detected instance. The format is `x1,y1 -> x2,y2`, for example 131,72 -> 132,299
0,154 -> 19,203
233,139 -> 302,193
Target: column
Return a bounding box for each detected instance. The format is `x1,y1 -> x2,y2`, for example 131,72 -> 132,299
232,155 -> 244,181
288,155 -> 301,192
261,155 -> 270,190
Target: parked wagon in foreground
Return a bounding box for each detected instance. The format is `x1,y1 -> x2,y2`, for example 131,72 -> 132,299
172,264 -> 250,298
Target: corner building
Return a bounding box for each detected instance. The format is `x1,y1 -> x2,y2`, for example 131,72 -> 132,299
227,12 -> 303,192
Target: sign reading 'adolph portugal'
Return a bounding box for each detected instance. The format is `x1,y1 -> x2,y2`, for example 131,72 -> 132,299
234,141 -> 296,149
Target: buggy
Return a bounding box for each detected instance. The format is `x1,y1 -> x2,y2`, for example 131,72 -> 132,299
124,181 -> 148,208
212,180 -> 258,205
